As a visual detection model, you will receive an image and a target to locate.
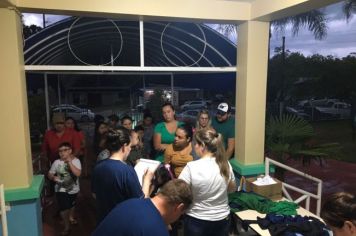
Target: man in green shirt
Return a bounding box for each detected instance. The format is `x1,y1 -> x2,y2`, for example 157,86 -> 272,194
211,102 -> 235,159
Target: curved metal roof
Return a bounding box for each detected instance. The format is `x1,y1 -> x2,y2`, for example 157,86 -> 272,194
24,17 -> 237,67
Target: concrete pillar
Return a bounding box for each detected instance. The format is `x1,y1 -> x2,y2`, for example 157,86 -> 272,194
0,8 -> 43,236
0,7 -> 33,188
231,20 -> 270,175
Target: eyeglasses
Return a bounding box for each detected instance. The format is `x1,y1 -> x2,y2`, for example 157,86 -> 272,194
58,148 -> 71,153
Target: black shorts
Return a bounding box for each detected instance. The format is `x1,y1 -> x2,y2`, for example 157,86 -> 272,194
56,192 -> 77,211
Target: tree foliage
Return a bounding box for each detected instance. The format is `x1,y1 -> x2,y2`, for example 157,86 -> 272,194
267,52 -> 356,103
28,94 -> 47,133
272,9 -> 328,40
23,24 -> 42,39
265,114 -> 340,178
343,0 -> 356,22
146,89 -> 165,122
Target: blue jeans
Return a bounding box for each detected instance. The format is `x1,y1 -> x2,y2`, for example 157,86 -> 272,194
183,214 -> 230,236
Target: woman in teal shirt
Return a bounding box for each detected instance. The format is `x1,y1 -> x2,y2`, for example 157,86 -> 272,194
153,102 -> 183,162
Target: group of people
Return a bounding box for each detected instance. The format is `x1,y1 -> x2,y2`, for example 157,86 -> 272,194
91,102 -> 237,236
41,102 -> 356,236
41,113 -> 86,235
154,102 -> 235,162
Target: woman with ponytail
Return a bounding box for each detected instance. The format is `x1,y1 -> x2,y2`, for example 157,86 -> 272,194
179,128 -> 236,236
92,127 -> 154,224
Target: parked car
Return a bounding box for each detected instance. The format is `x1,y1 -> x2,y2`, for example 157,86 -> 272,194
52,104 -> 95,122
285,106 -> 310,120
180,100 -> 208,110
136,101 -> 149,112
315,101 -> 351,119
176,109 -> 201,125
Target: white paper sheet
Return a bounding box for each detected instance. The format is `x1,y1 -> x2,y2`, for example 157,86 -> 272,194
253,175 -> 277,186
134,158 -> 161,186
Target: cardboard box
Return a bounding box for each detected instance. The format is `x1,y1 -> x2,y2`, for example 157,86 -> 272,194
246,177 -> 282,200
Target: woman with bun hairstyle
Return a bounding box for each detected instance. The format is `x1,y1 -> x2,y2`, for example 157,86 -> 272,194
321,192 -> 356,236
179,128 -> 236,236
92,127 -> 154,223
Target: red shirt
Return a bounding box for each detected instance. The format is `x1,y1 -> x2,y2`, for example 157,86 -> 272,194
42,128 -> 81,162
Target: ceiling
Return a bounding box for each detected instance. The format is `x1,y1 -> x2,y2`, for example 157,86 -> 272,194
24,17 -> 237,68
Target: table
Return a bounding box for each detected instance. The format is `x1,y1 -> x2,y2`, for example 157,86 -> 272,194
235,206 -> 323,236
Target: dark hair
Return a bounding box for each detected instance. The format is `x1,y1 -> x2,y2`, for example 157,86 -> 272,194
134,125 -> 145,132
94,114 -> 105,124
158,179 -> 193,209
106,127 -> 131,153
65,117 -> 81,131
321,192 -> 356,228
93,121 -> 108,154
150,164 -> 174,197
58,142 -> 72,149
177,124 -> 193,142
108,114 -> 119,122
162,102 -> 175,111
144,113 -> 153,120
120,115 -> 133,123
194,129 -> 229,182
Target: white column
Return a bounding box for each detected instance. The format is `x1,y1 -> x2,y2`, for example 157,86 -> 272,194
235,21 -> 270,166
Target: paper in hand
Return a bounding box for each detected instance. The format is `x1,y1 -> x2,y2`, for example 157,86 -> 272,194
134,158 -> 160,186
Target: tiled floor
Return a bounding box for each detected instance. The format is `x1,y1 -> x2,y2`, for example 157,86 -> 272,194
42,176 -> 97,236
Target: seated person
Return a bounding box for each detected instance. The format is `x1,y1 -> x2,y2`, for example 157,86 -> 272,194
164,124 -> 193,178
321,192 -> 356,236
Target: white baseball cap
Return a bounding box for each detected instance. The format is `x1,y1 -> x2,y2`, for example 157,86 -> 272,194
217,102 -> 229,115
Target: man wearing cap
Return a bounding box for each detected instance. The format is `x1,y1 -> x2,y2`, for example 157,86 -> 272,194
211,103 -> 235,159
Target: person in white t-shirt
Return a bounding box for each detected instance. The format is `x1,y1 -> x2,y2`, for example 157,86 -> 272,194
48,142 -> 81,236
179,128 -> 236,236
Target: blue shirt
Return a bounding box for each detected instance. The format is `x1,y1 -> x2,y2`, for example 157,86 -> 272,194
92,198 -> 169,236
92,159 -> 143,223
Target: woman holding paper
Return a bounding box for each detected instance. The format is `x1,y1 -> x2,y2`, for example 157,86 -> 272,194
92,127 -> 154,224
164,124 -> 193,177
179,128 -> 236,236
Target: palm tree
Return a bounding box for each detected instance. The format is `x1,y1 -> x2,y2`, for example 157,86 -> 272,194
343,0 -> 356,22
265,114 -> 340,180
215,9 -> 328,41
272,9 -> 327,40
